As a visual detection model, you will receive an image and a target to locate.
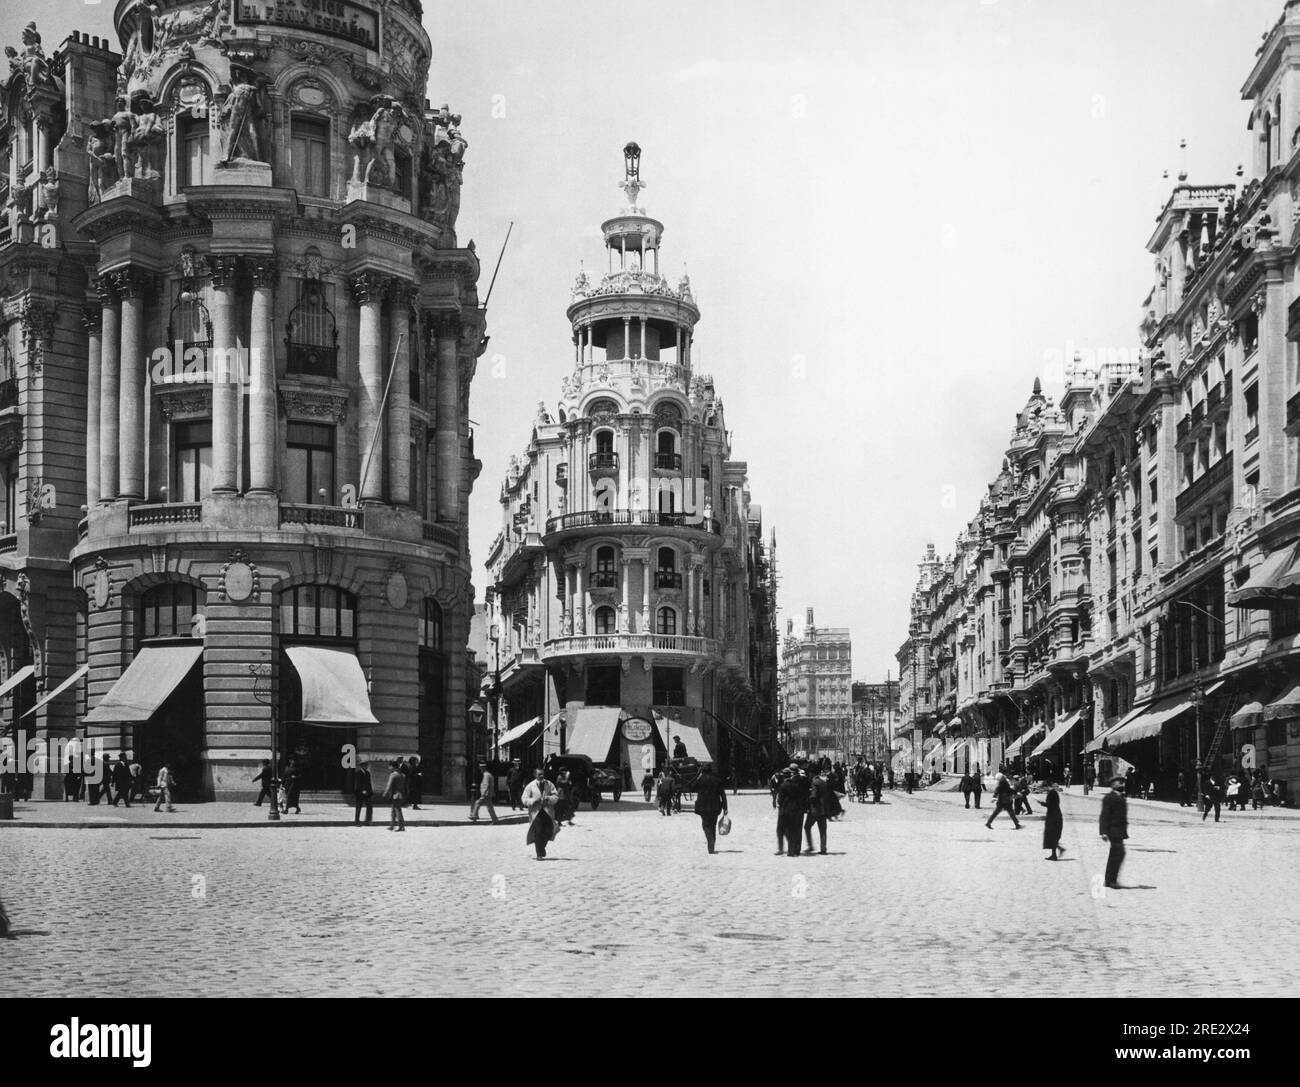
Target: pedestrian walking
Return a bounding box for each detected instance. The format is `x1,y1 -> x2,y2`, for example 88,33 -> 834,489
1201,770 -> 1223,824
985,774 -> 1022,830
1176,769 -> 1189,808
693,763 -> 728,854
672,737 -> 688,761
407,755 -> 423,810
960,771 -> 973,809
1042,788 -> 1065,861
871,764 -> 883,805
284,759 -> 302,814
1013,776 -> 1035,816
63,758 -> 79,802
252,760 -> 275,807
90,751 -> 113,806
521,769 -> 560,859
656,765 -> 675,816
1099,775 -> 1128,889
153,763 -> 176,812
970,766 -> 983,809
1083,761 -> 1096,796
641,769 -> 655,803
354,761 -> 373,825
383,759 -> 407,831
110,756 -> 133,807
804,768 -> 833,855
507,759 -> 526,810
1063,765 -> 1072,789
777,764 -> 810,857
470,762 -> 500,823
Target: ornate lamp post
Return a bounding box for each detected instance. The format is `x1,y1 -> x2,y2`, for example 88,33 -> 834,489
249,662 -> 280,822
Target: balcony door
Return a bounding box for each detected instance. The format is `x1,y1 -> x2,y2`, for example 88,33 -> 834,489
285,422 -> 335,505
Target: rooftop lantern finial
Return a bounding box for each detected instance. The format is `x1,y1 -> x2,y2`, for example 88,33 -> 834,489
620,141 -> 645,210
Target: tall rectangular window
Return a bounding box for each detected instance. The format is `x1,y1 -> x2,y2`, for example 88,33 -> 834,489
179,115 -> 210,187
172,421 -> 212,502
286,422 -> 335,505
1,458 -> 17,534
290,117 -> 330,198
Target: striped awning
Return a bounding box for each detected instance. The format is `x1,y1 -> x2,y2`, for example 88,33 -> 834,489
1030,709 -> 1084,758
1228,542 -> 1300,608
1005,721 -> 1046,758
1264,679 -> 1300,723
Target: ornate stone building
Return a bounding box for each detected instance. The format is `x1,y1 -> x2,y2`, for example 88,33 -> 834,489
484,145 -> 774,784
899,3 -> 1300,803
1,1 -> 485,800
780,607 -> 853,759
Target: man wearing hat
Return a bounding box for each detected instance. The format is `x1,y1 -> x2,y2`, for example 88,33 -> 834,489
1098,775 -> 1129,889
776,764 -> 810,857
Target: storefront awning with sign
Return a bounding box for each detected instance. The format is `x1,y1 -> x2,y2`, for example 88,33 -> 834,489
1228,542 -> 1300,608
1005,722 -> 1046,758
284,646 -> 379,726
654,713 -> 713,762
84,645 -> 203,725
1264,679 -> 1300,723
564,706 -> 624,761
1030,709 -> 1084,758
1231,690 -> 1273,732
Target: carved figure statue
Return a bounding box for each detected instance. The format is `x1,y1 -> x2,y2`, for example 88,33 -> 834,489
218,64 -> 266,164
149,0 -> 225,53
127,94 -> 166,179
37,167 -> 59,222
111,96 -> 136,179
418,104 -> 468,242
349,97 -> 404,188
17,23 -> 51,90
86,120 -> 118,202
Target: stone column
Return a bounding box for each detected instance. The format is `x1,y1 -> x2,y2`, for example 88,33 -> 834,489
248,259 -> 279,494
576,564 -> 587,635
82,305 -> 102,506
386,283 -> 414,506
686,563 -> 695,636
639,317 -> 647,359
620,556 -> 630,632
353,273 -> 387,503
643,556 -> 653,635
114,267 -> 147,500
435,314 -> 460,521
97,277 -> 120,500
622,316 -> 631,361
210,256 -> 241,494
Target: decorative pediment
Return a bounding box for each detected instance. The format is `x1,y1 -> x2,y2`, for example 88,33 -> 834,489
155,384 -> 211,422
279,386 -> 348,424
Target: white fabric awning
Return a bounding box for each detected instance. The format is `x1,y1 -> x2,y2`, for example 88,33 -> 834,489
1030,709 -> 1084,758
1264,679 -> 1300,723
84,644 -> 203,724
21,664 -> 89,720
0,665 -> 34,701
1105,696 -> 1192,746
495,716 -> 541,749
285,646 -> 379,726
654,713 -> 714,762
1005,721 -> 1046,758
564,706 -> 623,761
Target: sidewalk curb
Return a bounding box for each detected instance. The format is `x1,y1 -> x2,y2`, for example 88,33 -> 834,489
0,816 -> 530,830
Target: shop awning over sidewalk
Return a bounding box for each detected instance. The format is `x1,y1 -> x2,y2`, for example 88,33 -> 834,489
563,706 -> 623,760
284,646 -> 380,727
1030,709 -> 1084,758
1085,705 -> 1145,753
21,664 -> 90,720
84,645 -> 204,724
1231,689 -> 1274,732
1264,679 -> 1300,723
1005,721 -> 1046,758
1228,542 -> 1300,608
495,716 -> 541,750
654,713 -> 714,762
0,665 -> 34,701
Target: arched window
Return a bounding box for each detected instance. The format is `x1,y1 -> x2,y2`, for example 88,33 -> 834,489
286,280 -> 339,377
657,606 -> 678,636
421,599 -> 444,652
655,548 -> 681,589
588,398 -> 618,418
592,546 -> 617,588
167,284 -> 213,371
595,606 -> 616,635
139,583 -> 204,641
656,429 -> 681,471
594,430 -> 615,455
279,585 -> 357,641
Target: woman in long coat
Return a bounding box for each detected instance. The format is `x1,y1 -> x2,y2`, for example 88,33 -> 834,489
554,768 -> 576,825
521,769 -> 561,859
1042,787 -> 1064,860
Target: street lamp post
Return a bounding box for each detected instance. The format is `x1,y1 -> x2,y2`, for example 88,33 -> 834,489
249,663 -> 280,823
488,624 -> 503,762
1175,599 -> 1226,812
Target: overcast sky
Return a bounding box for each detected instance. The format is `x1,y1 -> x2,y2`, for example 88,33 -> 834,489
10,0 -> 1282,677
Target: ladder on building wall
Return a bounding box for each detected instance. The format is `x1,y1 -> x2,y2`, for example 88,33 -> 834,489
1201,695 -> 1240,770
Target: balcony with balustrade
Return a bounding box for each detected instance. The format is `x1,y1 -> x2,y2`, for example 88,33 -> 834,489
588,452 -> 619,478
541,632 -> 722,666
280,504 -> 364,532
545,508 -> 722,541
1175,452 -> 1232,520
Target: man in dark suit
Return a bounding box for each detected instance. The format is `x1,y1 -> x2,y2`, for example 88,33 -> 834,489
693,763 -> 728,854
804,768 -> 833,855
1099,775 -> 1129,889
777,765 -> 810,857
110,756 -> 133,807
506,759 -> 526,810
354,761 -> 373,825
970,765 -> 984,809
985,774 -> 1022,830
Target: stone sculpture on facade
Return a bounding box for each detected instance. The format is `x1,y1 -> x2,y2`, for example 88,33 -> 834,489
218,63 -> 267,164
349,96 -> 405,189
110,96 -> 136,179
86,120 -> 117,202
36,167 -> 59,222
127,93 -> 166,179
6,24 -> 52,91
418,105 -> 468,242
148,0 -> 226,52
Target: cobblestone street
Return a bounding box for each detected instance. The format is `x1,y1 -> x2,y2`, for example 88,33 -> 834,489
1,789 -> 1296,998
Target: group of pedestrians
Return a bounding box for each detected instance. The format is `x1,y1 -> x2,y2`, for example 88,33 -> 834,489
959,768 -> 985,809
772,759 -> 843,857
45,753 -> 176,813
850,759 -> 888,803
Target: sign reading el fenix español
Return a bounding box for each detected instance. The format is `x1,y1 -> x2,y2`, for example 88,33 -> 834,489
235,1 -> 380,50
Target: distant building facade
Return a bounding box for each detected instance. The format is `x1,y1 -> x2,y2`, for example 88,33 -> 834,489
781,607 -> 852,758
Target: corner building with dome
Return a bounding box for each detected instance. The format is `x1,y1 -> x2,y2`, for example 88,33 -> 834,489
485,145 -> 779,786
0,0 -> 486,800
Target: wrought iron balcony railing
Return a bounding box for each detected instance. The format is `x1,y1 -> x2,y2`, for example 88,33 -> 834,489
588,452 -> 619,475
286,343 -> 338,379
280,503 -> 363,530
128,503 -> 202,529
546,509 -> 722,535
